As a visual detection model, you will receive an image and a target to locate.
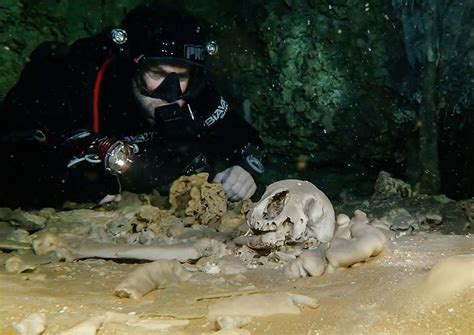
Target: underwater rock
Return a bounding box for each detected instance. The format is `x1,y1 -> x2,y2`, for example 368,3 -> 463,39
54,209 -> 119,228
128,205 -> 171,237
385,208 -> 418,236
5,229 -> 31,244
218,201 -> 250,234
8,209 -> 46,231
37,207 -> 56,219
246,179 -> 335,249
425,213 -> 443,225
373,171 -> 413,199
0,207 -> 13,220
169,173 -> 227,226
461,199 -> 474,224
417,254 -> 474,308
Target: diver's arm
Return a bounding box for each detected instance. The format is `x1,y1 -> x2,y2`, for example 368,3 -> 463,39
185,82 -> 265,201
187,82 -> 266,176
0,42 -> 120,207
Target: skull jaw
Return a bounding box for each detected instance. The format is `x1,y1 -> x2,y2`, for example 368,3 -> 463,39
247,180 -> 336,249
244,218 -> 311,250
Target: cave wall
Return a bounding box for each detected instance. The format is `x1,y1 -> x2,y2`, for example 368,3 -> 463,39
0,0 -> 472,199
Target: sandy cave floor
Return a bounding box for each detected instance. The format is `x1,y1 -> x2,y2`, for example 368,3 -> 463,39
0,232 -> 473,334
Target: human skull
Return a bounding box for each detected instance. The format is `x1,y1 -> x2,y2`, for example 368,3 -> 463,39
247,180 -> 336,247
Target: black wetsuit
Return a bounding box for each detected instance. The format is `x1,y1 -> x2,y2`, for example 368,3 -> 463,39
0,32 -> 264,208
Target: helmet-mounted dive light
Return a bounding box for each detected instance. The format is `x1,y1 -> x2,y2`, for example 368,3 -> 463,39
205,41 -> 218,55
111,28 -> 128,45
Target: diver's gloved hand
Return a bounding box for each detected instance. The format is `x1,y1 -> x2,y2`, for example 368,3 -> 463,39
98,194 -> 122,205
213,165 -> 256,201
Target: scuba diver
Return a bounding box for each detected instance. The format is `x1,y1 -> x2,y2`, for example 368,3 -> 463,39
0,4 -> 265,208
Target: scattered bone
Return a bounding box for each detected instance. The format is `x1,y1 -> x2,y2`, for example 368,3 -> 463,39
32,233 -> 75,261
126,318 -> 189,331
0,239 -> 32,252
196,289 -> 262,301
285,248 -> 327,278
290,294 -> 320,308
5,253 -> 60,273
247,180 -> 336,248
209,329 -> 251,335
207,292 -> 315,322
5,255 -> 37,273
233,231 -> 286,250
235,245 -> 258,264
350,210 -> 369,225
60,312 -> 189,334
334,213 -> 351,239
336,214 -> 350,226
6,255 -> 36,273
326,218 -> 386,268
59,315 -> 104,335
272,251 -> 297,262
32,232 -> 226,263
144,307 -> 206,320
216,316 -> 252,330
114,260 -> 192,299
12,313 -> 46,335
196,255 -> 247,275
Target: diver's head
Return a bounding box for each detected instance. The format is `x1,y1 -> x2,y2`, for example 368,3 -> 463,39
131,60 -> 191,125
120,4 -> 218,122
121,3 -> 210,68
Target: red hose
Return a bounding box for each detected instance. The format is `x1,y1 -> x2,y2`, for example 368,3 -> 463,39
92,57 -> 113,134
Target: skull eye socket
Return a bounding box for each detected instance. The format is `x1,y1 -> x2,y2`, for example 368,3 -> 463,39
262,190 -> 289,220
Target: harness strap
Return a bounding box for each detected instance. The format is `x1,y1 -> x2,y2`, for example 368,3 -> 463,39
92,57 -> 113,134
